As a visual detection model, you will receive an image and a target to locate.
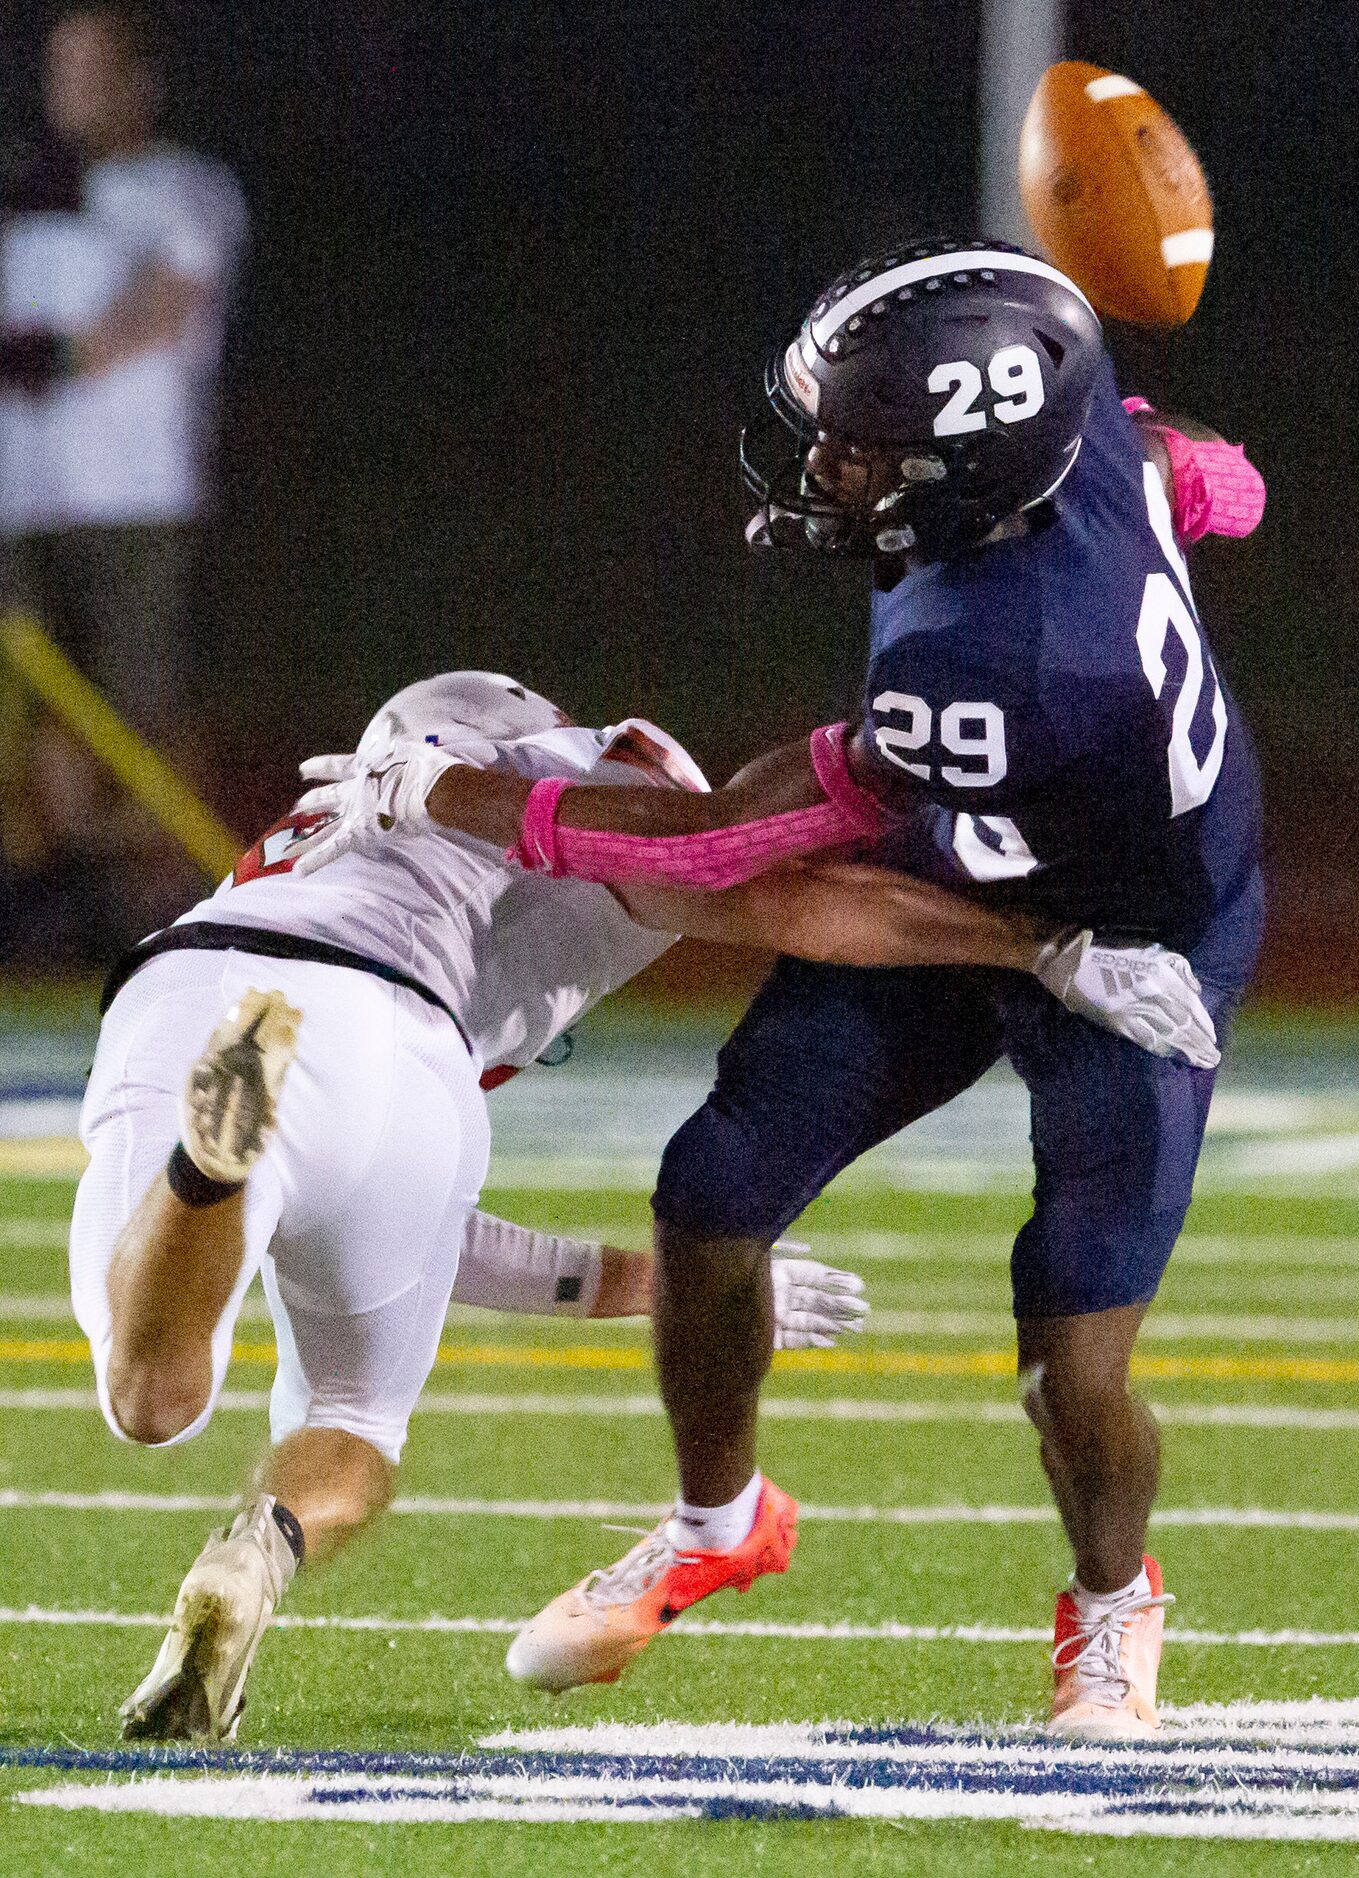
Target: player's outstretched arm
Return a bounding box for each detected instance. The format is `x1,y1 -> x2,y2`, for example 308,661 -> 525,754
614,860 -> 1044,970
425,725 -> 877,862
451,1210 -> 869,1347
616,864 -> 1219,1068
295,723 -> 893,886
300,733 -> 830,852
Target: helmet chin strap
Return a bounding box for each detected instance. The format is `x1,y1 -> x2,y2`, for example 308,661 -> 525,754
1023,434 -> 1083,510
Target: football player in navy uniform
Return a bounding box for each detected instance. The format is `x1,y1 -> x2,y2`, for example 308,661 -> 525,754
297,241 -> 1265,1736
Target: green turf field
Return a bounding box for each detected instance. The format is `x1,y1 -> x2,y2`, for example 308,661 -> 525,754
3,1004 -> 1359,1870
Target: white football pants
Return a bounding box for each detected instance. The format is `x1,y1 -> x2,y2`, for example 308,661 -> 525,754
70,948 -> 491,1463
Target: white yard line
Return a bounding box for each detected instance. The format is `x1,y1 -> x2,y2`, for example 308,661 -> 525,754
0,1293 -> 276,1324
1161,1699 -> 1359,1739
0,1221 -> 69,1249
863,1309 -> 1359,1343
5,1488 -> 1359,1531
3,1222 -> 1359,1268
21,1774 -> 1359,1837
4,1130 -> 1359,1193
5,1385 -> 1359,1433
807,1232 -> 1359,1269
7,1294 -> 1359,1342
3,1605 -> 1359,1648
483,1710 -> 1359,1755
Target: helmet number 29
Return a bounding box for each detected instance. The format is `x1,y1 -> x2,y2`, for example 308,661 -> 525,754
928,345 -> 1046,438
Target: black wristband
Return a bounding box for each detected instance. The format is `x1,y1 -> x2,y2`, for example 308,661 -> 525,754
166,1142 -> 243,1208
270,1498 -> 306,1567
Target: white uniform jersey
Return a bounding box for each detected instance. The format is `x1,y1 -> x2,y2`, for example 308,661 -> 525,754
180,725 -> 703,1070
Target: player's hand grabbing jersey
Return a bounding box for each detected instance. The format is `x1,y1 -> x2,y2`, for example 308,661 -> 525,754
863,356 -> 1261,958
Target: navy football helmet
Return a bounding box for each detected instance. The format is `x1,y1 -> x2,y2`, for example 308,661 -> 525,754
741,238 -> 1105,561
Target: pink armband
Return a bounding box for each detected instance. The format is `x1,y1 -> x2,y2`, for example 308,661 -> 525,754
808,720 -> 888,825
509,722 -> 888,890
514,776 -> 572,874
1122,396 -> 1266,542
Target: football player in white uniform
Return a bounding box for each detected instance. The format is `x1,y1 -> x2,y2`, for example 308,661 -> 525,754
74,672 -> 1218,1740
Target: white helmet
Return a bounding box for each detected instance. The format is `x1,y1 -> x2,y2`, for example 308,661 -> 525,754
357,671 -> 562,762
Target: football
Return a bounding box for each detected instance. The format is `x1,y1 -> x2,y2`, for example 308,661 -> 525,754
1018,60 -> 1213,326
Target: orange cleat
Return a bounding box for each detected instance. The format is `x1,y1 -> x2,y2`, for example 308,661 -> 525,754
505,1476 -> 798,1691
1049,1554 -> 1174,1739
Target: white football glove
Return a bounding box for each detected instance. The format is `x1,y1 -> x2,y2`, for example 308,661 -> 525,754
290,731 -> 495,876
1034,929 -> 1220,1069
771,1244 -> 870,1349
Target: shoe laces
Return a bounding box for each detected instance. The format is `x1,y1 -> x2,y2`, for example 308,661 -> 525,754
582,1522 -> 700,1610
1052,1583 -> 1175,1704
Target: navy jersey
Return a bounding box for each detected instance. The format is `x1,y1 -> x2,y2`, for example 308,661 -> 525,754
863,356 -> 1261,955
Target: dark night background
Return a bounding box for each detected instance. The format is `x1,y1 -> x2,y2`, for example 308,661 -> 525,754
2,1 -> 1355,993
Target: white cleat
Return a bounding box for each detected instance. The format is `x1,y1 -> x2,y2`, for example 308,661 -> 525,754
1049,1555 -> 1174,1741
179,989 -> 301,1185
119,1496 -> 299,1741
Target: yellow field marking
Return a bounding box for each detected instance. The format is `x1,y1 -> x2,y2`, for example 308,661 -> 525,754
774,1347 -> 1015,1378
0,1140 -> 88,1179
0,1339 -> 91,1363
1129,1352 -> 1359,1384
4,1336 -> 1359,1386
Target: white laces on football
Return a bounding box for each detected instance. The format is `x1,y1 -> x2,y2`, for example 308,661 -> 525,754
1052,1582 -> 1175,1704
582,1524 -> 699,1609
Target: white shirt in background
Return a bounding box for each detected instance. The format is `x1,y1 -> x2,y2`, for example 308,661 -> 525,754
0,143 -> 248,532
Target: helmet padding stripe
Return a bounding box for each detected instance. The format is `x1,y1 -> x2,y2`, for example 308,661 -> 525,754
810,250 -> 1095,347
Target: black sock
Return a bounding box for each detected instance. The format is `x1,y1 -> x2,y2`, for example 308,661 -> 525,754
270,1498 -> 306,1567
166,1142 -> 244,1208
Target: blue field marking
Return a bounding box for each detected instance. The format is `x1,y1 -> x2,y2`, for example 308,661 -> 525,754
304,1783 -> 838,1822
12,1727 -> 1359,1837
8,1725 -> 1359,1797
837,1716 -> 1359,1761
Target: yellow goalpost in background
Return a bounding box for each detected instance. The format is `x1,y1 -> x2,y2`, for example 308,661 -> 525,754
0,607 -> 241,883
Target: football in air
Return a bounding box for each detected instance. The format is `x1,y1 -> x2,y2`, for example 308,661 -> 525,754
1018,60 -> 1213,326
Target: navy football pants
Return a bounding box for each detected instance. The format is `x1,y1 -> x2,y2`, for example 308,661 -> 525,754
653,905 -> 1258,1319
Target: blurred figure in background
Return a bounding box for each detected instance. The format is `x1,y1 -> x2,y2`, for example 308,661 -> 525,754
0,3 -> 247,961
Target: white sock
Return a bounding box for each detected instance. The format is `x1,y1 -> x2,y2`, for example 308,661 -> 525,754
1073,1565 -> 1150,1620
666,1474 -> 763,1553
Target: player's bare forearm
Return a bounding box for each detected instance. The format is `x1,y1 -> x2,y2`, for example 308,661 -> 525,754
426,736 -> 826,846
592,1248 -> 653,1316
616,861 -> 1044,970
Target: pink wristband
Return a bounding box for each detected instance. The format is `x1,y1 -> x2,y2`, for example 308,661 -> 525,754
1157,428 -> 1266,542
809,721 -> 887,833
1123,396 -> 1267,541
512,776 -> 572,874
